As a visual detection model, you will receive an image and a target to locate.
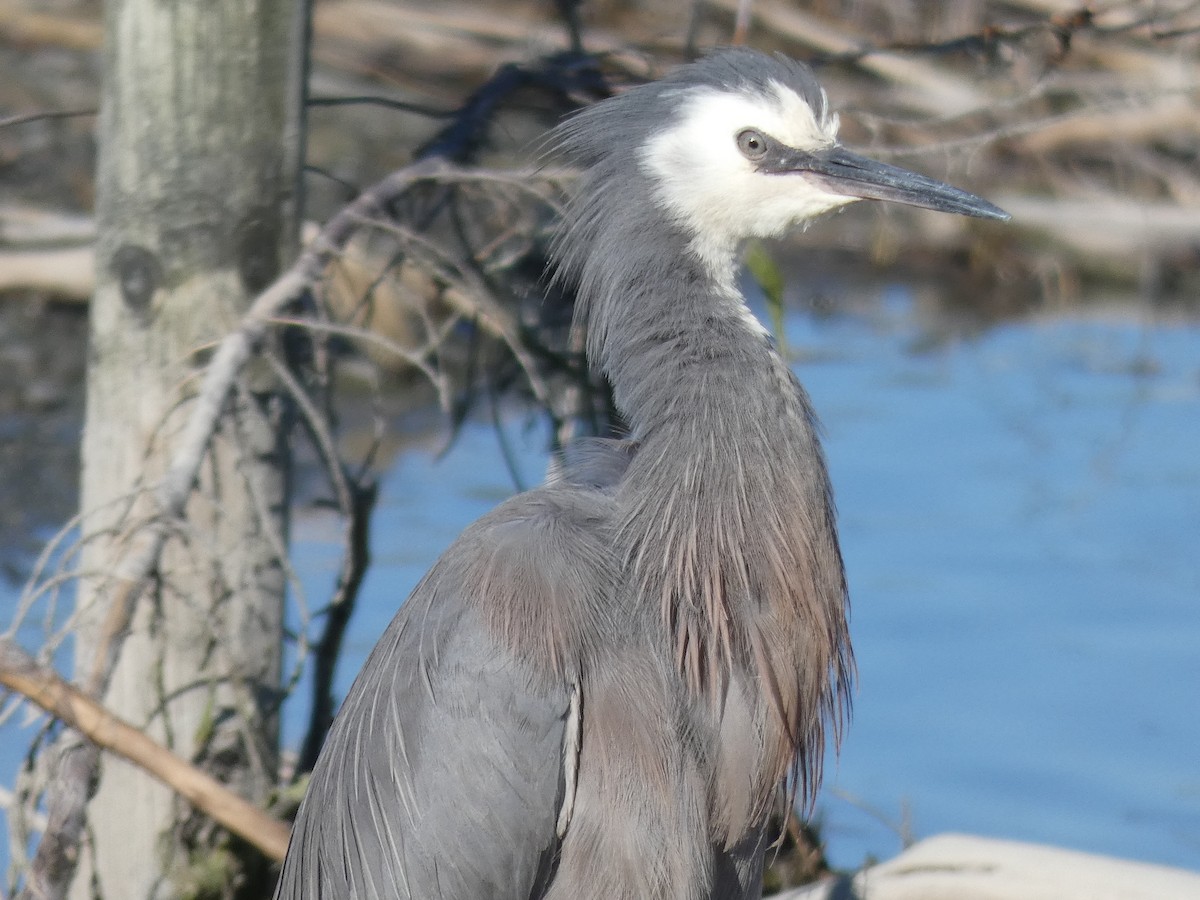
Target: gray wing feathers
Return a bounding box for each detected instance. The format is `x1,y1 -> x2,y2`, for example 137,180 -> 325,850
275,522 -> 573,900
273,476 -> 778,899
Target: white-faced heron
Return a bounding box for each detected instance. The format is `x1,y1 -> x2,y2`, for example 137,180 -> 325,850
274,47 -> 1008,899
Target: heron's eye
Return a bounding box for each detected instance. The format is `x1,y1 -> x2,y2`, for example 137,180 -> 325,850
736,129 -> 768,160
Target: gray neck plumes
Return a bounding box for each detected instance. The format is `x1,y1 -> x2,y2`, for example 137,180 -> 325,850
552,107 -> 852,803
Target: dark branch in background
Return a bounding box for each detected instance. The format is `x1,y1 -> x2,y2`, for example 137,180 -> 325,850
298,481 -> 376,774
554,0 -> 585,55
304,164 -> 362,201
416,52 -> 612,162
307,95 -> 457,118
257,345 -> 380,778
0,109 -> 95,129
684,1 -> 706,60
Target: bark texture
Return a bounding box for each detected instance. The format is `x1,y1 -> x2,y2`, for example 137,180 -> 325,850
73,1 -> 306,896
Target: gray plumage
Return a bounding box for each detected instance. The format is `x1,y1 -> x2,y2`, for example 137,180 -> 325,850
275,47 -> 1007,900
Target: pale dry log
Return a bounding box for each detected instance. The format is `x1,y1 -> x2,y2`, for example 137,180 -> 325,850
992,195 -> 1200,255
321,235 -> 459,367
0,205 -> 94,244
778,833 -> 1200,899
3,0 -> 1196,94
0,638 -> 290,861
0,247 -> 92,299
1014,91 -> 1200,152
0,206 -> 94,297
0,0 -> 102,50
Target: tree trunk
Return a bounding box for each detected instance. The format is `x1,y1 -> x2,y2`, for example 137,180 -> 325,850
72,2 -> 307,896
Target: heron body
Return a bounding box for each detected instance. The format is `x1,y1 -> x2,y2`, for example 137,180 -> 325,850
275,48 -> 1006,900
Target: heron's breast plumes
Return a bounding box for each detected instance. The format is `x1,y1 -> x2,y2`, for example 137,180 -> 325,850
614,359 -> 853,818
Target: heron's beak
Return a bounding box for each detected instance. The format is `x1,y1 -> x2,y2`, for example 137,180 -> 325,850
777,146 -> 1010,221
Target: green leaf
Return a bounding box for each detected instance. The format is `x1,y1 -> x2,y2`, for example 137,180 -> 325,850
744,241 -> 788,355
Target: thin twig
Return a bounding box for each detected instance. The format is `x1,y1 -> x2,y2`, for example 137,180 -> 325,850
307,95 -> 455,117
297,480 -> 376,773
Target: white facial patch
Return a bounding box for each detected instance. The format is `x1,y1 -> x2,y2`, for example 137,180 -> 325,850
640,81 -> 852,278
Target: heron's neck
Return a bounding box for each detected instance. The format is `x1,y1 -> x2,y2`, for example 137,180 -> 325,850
568,202 -> 850,813
582,226 -> 778,439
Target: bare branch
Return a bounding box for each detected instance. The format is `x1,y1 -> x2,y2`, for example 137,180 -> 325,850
0,639 -> 291,862
297,481 -> 377,773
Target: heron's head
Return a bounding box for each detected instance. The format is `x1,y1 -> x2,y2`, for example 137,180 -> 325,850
555,48 -> 1007,275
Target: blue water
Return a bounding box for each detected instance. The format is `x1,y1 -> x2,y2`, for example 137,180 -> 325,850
790,303 -> 1200,869
3,298 -> 1199,878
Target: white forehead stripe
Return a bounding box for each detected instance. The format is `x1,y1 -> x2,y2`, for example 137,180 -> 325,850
767,80 -> 839,148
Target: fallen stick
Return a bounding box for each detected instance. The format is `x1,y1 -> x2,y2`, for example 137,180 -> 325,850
0,637 -> 291,861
